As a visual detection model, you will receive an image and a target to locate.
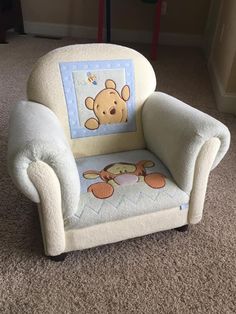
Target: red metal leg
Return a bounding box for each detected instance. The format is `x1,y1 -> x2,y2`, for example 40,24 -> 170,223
97,0 -> 105,42
151,0 -> 162,60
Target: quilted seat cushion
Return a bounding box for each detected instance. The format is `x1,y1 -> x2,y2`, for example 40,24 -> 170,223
67,149 -> 189,229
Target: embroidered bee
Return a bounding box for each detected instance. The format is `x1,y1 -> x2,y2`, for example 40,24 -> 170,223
87,72 -> 97,85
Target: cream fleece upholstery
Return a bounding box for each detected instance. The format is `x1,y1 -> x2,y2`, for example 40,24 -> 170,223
188,138 -> 221,224
27,43 -> 156,157
142,92 -> 230,194
65,207 -> 188,252
28,161 -> 65,256
7,101 -> 80,221
7,44 -> 231,257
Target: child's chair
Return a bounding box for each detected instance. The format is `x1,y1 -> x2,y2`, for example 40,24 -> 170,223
8,44 -> 230,261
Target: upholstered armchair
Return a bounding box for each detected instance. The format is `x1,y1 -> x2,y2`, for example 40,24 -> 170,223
8,44 -> 230,261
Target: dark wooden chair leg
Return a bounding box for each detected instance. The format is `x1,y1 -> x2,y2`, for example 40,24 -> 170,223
175,225 -> 189,232
48,253 -> 68,262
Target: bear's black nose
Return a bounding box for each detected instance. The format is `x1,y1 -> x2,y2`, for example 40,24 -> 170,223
110,108 -> 116,115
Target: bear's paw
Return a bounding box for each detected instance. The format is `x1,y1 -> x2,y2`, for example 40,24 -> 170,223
85,118 -> 99,130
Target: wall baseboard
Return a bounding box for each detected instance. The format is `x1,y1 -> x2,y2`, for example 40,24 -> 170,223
208,60 -> 236,115
24,21 -> 203,47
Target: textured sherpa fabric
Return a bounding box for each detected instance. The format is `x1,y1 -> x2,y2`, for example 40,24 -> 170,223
28,161 -> 65,256
69,149 -> 189,229
27,43 -> 156,157
7,101 -> 80,220
188,137 -> 221,224
142,92 -> 231,194
65,207 -> 188,251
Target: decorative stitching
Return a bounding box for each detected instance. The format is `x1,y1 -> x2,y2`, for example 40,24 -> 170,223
83,160 -> 166,199
59,59 -> 136,138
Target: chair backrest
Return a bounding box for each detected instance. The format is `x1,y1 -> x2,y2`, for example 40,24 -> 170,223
27,44 -> 156,157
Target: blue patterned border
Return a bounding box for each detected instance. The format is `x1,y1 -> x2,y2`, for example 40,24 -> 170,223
59,59 -> 136,139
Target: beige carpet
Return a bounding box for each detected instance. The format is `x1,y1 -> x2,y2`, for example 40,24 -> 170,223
0,34 -> 235,314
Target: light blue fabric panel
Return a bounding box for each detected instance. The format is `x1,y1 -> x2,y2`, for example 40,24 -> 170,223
76,149 -> 171,194
67,150 -> 189,229
59,59 -> 136,138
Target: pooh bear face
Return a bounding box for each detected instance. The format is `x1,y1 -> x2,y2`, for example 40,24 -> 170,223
84,79 -> 130,130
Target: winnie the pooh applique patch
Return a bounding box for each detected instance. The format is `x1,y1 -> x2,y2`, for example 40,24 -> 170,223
60,59 -> 136,138
84,79 -> 130,130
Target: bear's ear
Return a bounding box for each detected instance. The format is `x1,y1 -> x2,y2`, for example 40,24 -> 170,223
85,97 -> 95,110
105,79 -> 116,89
121,85 -> 130,101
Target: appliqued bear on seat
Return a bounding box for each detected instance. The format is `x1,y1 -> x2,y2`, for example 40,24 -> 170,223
84,79 -> 130,130
83,160 -> 166,199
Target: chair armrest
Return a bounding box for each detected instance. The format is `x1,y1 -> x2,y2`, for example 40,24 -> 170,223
142,92 -> 230,194
7,101 -> 80,221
